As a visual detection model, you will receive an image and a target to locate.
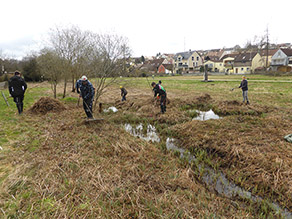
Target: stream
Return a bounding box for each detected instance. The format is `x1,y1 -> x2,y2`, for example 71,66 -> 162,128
124,123 -> 292,218
193,110 -> 220,121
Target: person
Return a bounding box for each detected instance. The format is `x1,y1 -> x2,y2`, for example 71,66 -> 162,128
239,76 -> 249,105
151,82 -> 167,114
8,71 -> 27,114
158,80 -> 165,90
120,86 -> 127,101
77,76 -> 95,118
75,78 -> 82,94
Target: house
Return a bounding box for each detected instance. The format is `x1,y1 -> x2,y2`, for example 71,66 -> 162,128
204,48 -> 235,60
173,50 -> 203,74
220,53 -> 238,73
204,56 -> 224,72
140,58 -> 165,73
159,53 -> 175,64
158,64 -> 173,74
205,49 -> 224,58
233,52 -> 262,74
270,48 -> 292,72
260,49 -> 278,69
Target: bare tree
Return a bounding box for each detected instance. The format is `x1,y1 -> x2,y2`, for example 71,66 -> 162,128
37,49 -> 65,98
86,33 -> 131,107
48,25 -> 90,98
45,26 -> 131,103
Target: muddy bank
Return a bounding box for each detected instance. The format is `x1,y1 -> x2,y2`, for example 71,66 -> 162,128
124,123 -> 292,218
107,90 -> 292,212
109,93 -> 272,127
171,115 -> 292,211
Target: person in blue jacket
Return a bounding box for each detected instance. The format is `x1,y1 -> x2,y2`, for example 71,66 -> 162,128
239,76 -> 249,105
76,76 -> 95,118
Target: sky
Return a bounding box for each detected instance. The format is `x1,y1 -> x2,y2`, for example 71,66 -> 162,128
0,0 -> 291,59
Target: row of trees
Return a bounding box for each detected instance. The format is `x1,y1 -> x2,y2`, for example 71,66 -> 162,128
1,25 -> 132,104
39,25 -> 131,103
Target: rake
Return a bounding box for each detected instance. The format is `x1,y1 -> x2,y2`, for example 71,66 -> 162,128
83,100 -> 104,123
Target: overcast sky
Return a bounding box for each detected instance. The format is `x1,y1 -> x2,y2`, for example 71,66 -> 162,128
0,0 -> 291,59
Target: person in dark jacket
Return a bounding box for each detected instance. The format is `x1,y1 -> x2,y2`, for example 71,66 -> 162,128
75,78 -> 82,94
120,86 -> 127,101
77,76 -> 95,118
8,71 -> 27,114
151,82 -> 167,114
239,76 -> 249,104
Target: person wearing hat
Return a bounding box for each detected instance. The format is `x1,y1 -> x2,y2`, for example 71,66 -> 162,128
151,82 -> 167,114
8,71 -> 27,114
239,76 -> 249,105
77,76 -> 95,118
120,86 -> 127,101
75,78 -> 82,94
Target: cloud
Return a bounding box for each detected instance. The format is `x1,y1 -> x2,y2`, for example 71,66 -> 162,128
0,36 -> 41,59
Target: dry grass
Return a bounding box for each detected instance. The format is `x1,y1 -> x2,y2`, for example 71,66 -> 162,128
167,97 -> 292,211
101,86 -> 292,213
29,97 -> 66,114
1,78 -> 291,217
0,103 -> 254,218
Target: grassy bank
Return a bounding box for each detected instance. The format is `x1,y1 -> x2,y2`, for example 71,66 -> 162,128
0,75 -> 291,218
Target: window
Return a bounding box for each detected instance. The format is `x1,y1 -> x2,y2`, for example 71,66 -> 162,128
192,57 -> 194,61
178,57 -> 181,61
241,68 -> 244,71
196,57 -> 199,61
246,68 -> 249,71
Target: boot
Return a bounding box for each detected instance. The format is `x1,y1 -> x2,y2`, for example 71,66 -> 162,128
20,102 -> 24,113
160,105 -> 164,114
247,101 -> 250,105
16,103 -> 22,114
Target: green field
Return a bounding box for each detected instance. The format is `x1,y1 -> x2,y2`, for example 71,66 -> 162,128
0,74 -> 292,218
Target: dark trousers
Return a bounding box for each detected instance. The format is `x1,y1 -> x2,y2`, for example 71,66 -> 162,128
83,98 -> 93,118
122,94 -> 127,101
13,95 -> 24,114
160,94 -> 166,113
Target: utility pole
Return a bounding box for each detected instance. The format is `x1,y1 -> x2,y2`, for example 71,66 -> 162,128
265,26 -> 269,71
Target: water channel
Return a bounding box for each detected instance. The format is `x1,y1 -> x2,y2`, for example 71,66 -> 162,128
124,123 -> 292,218
192,109 -> 220,121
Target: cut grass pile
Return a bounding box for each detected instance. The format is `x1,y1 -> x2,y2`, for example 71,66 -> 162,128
29,97 -> 66,114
